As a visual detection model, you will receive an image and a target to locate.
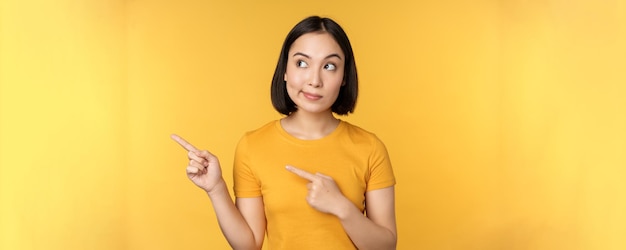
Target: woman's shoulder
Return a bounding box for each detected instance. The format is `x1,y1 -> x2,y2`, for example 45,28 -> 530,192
238,120 -> 281,142
340,121 -> 391,162
340,120 -> 386,145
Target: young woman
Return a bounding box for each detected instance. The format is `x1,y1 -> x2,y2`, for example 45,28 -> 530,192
172,16 -> 397,250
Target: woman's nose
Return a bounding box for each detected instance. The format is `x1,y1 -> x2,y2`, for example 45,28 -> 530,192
308,69 -> 322,87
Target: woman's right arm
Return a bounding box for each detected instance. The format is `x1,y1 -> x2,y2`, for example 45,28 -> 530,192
206,181 -> 266,250
171,134 -> 266,250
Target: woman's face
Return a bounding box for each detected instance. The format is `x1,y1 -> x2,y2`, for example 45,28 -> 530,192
284,32 -> 345,115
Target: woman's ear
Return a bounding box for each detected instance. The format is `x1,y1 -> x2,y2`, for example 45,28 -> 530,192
284,73 -> 287,82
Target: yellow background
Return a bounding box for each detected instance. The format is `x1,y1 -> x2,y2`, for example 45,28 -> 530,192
1,0 -> 625,249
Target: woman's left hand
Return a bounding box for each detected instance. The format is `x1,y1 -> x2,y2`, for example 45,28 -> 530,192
286,165 -> 352,218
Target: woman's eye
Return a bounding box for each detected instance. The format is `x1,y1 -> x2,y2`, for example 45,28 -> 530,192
297,60 -> 308,68
324,63 -> 337,71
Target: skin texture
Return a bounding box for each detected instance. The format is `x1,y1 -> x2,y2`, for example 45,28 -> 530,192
172,31 -> 396,250
284,32 -> 344,118
171,134 -> 265,250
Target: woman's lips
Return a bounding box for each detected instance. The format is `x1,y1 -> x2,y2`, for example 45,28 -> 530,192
302,91 -> 322,100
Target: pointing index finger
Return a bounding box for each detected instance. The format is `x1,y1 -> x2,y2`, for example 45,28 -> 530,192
170,134 -> 198,152
286,165 -> 316,181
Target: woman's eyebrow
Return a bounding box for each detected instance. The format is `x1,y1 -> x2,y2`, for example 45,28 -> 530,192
293,52 -> 310,58
293,52 -> 343,60
325,53 -> 343,60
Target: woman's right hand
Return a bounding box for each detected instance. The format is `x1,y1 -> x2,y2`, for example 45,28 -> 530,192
171,134 -> 224,193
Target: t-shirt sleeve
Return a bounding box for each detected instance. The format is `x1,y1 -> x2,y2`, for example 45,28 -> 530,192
366,135 -> 396,191
233,134 -> 262,198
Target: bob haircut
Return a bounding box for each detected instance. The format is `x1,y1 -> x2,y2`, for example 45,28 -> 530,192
271,16 -> 358,115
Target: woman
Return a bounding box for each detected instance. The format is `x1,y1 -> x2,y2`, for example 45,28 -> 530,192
172,16 -> 397,250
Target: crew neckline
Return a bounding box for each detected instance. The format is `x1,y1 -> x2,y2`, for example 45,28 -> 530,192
275,119 -> 346,145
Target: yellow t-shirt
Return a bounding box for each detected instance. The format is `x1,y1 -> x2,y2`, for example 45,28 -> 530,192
233,120 -> 396,249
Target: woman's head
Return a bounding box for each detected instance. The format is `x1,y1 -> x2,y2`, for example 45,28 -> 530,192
271,16 -> 358,116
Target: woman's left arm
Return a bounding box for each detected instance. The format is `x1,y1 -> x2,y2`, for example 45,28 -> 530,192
286,166 -> 397,250
338,186 -> 397,250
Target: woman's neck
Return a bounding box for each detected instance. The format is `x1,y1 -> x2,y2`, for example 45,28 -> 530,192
281,111 -> 340,140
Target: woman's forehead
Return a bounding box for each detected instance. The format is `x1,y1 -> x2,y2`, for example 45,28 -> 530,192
289,32 -> 344,58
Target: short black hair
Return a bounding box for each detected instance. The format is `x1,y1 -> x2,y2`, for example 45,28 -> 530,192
271,16 -> 358,115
